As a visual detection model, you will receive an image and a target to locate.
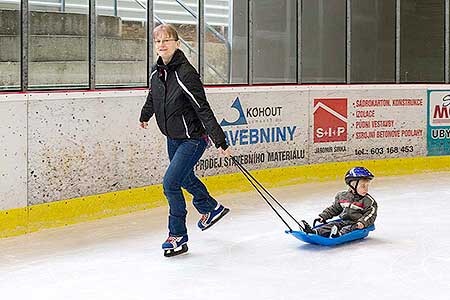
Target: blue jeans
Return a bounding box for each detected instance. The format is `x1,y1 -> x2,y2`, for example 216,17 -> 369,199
163,137 -> 218,236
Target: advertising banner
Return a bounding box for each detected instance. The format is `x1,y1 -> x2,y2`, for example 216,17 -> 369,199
427,90 -> 450,156
309,88 -> 427,164
198,88 -> 309,176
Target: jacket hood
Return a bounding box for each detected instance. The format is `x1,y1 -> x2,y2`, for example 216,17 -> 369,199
156,49 -> 188,69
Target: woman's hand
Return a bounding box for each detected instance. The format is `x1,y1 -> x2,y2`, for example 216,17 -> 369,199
140,122 -> 148,129
219,146 -> 232,157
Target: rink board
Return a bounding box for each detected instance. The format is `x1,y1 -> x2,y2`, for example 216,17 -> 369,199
2,155 -> 450,238
1,85 -> 450,237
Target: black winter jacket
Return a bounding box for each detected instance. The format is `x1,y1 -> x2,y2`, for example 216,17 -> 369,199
140,49 -> 228,150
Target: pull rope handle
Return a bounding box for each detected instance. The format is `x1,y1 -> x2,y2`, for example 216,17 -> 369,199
231,156 -> 304,232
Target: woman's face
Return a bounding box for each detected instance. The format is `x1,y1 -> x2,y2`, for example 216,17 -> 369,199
154,33 -> 179,64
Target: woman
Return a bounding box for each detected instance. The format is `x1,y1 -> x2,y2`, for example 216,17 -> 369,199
140,24 -> 231,257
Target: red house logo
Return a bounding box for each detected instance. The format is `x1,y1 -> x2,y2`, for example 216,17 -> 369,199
430,94 -> 450,125
313,98 -> 348,143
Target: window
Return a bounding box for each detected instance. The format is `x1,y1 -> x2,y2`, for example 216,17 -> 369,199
252,0 -> 296,83
153,0 -> 198,69
29,1 -> 89,89
400,0 -> 445,82
0,2 -> 21,89
204,0 -> 246,84
351,0 -> 395,83
302,0 -> 346,83
96,0 -> 147,87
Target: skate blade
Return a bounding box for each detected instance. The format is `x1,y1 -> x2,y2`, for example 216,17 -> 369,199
163,244 -> 188,257
201,208 -> 230,231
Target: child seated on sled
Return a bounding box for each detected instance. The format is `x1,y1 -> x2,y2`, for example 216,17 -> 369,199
301,167 -> 378,238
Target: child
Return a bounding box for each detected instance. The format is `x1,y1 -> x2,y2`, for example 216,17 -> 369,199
301,167 -> 377,238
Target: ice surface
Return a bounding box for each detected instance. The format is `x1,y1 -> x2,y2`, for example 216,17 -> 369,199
1,172 -> 450,300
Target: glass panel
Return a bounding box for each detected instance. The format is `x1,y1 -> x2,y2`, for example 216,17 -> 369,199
153,0 -> 198,68
204,0 -> 231,84
351,0 -> 395,83
96,0 -> 147,87
229,0 -> 248,84
302,0 -> 346,83
252,0 -> 296,84
0,1 -> 20,90
204,0 -> 247,84
29,0 -> 89,89
401,0 -> 445,83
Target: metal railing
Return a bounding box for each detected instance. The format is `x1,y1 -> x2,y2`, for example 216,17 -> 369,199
0,0 -> 229,24
132,0 -> 229,82
173,0 -> 231,82
0,0 -> 233,89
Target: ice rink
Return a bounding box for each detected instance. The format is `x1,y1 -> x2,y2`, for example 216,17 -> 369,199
1,172 -> 450,300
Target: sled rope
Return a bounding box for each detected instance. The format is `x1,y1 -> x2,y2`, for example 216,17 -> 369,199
231,156 -> 304,232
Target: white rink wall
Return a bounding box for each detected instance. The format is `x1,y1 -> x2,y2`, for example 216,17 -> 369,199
1,84 -> 450,211
0,93 -> 27,211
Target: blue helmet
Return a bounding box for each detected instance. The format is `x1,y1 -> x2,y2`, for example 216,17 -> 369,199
345,167 -> 374,185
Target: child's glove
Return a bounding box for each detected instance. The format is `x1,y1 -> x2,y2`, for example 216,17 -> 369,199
350,222 -> 365,230
313,217 -> 326,227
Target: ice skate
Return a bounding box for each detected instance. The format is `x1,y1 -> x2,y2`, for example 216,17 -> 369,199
162,235 -> 188,257
301,220 -> 316,234
330,225 -> 341,238
198,204 -> 230,231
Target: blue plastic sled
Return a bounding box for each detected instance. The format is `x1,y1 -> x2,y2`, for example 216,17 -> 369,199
286,223 -> 375,246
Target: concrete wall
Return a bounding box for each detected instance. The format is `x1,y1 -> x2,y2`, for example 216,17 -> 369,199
0,9 -> 232,87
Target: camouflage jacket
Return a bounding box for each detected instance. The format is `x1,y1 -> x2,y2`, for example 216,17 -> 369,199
318,190 -> 377,227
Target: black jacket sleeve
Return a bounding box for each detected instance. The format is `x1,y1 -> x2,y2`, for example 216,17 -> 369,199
179,67 -> 228,149
139,89 -> 154,122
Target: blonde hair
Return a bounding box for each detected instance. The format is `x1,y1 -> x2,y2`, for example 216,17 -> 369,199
153,24 -> 179,41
